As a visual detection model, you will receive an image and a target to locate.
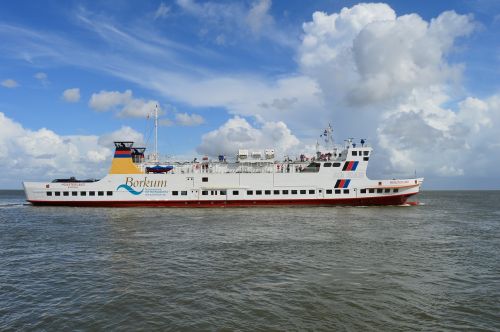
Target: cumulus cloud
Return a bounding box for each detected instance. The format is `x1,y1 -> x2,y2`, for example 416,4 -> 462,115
2,79 -> 19,88
376,88 -> 499,177
299,4 -> 475,107
62,88 -> 81,103
88,89 -> 160,118
197,116 -> 300,157
89,90 -> 132,111
291,3 -> 500,182
97,126 -> 145,148
175,112 -> 204,126
0,112 -> 144,188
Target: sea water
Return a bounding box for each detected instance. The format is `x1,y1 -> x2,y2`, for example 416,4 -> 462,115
1,190 -> 499,330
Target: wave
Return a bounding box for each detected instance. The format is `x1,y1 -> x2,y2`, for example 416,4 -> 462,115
116,184 -> 144,195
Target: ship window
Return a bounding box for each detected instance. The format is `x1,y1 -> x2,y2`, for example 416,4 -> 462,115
344,189 -> 349,194
309,190 -> 315,194
47,191 -> 52,196
172,191 -> 179,196
282,190 -> 289,194
300,190 -> 306,194
352,151 -> 358,156
324,162 -> 332,167
98,191 -> 104,196
89,191 -> 95,196
80,191 -> 87,196
369,189 -> 375,193
291,190 -> 298,195
232,190 -> 239,195
274,190 -> 279,195
335,189 -> 341,194
360,189 -> 366,194
384,189 -> 390,193
247,190 -> 253,195
202,177 -> 208,182
219,190 -> 225,195
377,189 -> 383,193
363,157 -> 369,161
211,191 -> 216,195
107,191 -> 113,196
326,189 -> 332,194
63,191 -> 69,196
364,151 -> 369,156
265,190 -> 271,195
256,190 -> 262,195
202,190 -> 208,195
72,191 -> 78,196
393,188 -> 399,193
332,162 -> 341,167
55,191 -> 61,196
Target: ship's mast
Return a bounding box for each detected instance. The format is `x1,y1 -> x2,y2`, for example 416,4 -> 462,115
154,104 -> 159,163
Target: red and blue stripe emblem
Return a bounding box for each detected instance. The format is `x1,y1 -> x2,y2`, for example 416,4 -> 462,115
114,150 -> 132,158
342,161 -> 359,171
334,179 -> 351,188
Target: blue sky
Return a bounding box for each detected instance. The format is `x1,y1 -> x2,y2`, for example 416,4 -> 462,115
0,0 -> 499,189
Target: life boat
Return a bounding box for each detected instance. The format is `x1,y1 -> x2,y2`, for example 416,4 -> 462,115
146,165 -> 174,174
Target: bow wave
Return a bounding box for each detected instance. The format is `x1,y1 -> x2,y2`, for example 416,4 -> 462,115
116,184 -> 144,195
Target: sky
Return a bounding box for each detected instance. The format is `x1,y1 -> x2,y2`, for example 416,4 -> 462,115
0,0 -> 499,189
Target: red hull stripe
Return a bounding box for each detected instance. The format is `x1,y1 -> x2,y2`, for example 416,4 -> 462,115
346,161 -> 354,171
27,193 -> 416,207
338,179 -> 346,188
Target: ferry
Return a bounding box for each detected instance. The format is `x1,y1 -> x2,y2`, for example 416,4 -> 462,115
23,111 -> 423,207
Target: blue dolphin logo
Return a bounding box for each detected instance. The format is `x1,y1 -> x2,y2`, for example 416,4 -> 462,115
116,184 -> 144,195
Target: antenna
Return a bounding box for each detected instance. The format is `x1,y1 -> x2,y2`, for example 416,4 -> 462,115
154,104 -> 159,163
320,123 -> 335,150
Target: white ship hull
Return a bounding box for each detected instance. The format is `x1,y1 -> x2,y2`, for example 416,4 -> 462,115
23,172 -> 423,207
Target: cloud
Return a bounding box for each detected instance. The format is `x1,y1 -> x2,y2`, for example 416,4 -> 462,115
176,0 -> 292,46
89,90 -> 132,111
62,88 -> 81,103
197,116 -> 300,157
299,4 -> 475,107
0,112 -> 144,188
175,112 -> 205,126
154,2 -> 171,20
2,79 -> 19,88
97,126 -> 145,148
246,0 -> 273,35
88,89 -> 159,118
34,72 -> 49,86
376,88 -> 499,177
1,3 -> 498,186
